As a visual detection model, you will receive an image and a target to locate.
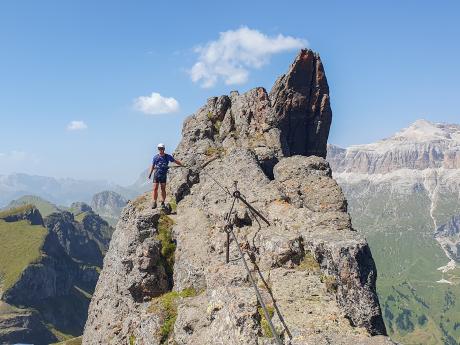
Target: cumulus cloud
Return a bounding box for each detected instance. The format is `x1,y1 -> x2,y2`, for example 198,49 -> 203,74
133,92 -> 180,115
67,121 -> 88,131
190,27 -> 307,88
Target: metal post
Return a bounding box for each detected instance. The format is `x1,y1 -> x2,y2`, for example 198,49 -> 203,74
226,230 -> 230,263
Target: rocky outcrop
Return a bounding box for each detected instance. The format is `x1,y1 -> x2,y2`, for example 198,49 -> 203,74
270,49 -> 332,158
83,49 -> 390,345
91,190 -> 128,226
45,211 -> 103,266
0,204 -> 43,225
171,49 -> 331,197
435,214 -> 460,261
45,209 -> 113,265
82,199 -> 170,344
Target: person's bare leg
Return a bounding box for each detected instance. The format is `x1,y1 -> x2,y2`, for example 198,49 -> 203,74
153,182 -> 159,202
160,183 -> 166,203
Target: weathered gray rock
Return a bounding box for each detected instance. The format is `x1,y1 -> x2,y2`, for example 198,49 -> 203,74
83,50 -> 392,345
82,196 -> 170,344
169,49 -> 330,199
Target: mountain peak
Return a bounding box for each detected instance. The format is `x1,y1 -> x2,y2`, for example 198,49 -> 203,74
393,119 -> 460,143
327,119 -> 460,174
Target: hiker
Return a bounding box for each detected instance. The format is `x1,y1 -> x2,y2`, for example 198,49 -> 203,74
148,143 -> 183,209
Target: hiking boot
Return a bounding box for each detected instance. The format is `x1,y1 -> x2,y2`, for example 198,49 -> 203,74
160,201 -> 165,209
152,201 -> 157,209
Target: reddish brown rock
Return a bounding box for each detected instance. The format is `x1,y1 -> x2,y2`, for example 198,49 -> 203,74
270,49 -> 332,158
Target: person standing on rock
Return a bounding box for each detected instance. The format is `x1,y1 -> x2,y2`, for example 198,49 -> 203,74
148,143 -> 183,209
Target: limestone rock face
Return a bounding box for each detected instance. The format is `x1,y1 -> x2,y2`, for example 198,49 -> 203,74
83,50 -> 392,345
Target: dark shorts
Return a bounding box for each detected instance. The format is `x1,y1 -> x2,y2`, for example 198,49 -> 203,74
153,172 -> 167,184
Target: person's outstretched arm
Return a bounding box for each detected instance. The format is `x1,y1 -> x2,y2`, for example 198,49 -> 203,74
174,159 -> 184,167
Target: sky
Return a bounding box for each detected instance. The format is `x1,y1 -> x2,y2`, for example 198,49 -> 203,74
0,1 -> 459,185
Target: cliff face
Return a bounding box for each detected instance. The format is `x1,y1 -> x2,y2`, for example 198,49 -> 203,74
83,49 -> 391,345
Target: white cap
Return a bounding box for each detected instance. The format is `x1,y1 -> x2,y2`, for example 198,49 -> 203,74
157,143 -> 165,149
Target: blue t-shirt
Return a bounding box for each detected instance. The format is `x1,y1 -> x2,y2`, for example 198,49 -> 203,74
152,153 -> 175,175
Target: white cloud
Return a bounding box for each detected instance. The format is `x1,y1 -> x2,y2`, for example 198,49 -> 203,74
67,121 -> 88,131
190,27 -> 307,88
133,92 -> 180,115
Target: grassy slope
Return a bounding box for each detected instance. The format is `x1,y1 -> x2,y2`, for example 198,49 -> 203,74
346,186 -> 460,345
51,337 -> 82,345
0,204 -> 34,218
5,195 -> 61,217
0,219 -> 47,291
74,211 -> 89,223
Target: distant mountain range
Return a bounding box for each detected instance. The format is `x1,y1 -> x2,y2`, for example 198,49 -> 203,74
327,119 -> 460,345
0,172 -> 150,208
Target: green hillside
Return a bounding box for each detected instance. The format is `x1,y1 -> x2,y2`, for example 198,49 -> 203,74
52,336 -> 82,345
5,195 -> 62,217
345,186 -> 460,345
0,218 -> 47,291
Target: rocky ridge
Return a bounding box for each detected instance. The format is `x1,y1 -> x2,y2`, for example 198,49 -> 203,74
83,49 -> 392,345
328,119 -> 460,174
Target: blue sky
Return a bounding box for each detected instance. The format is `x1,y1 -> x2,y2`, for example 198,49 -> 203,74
0,1 -> 459,185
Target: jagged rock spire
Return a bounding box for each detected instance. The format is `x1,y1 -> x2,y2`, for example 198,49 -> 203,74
170,49 -> 332,200
270,49 -> 332,157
